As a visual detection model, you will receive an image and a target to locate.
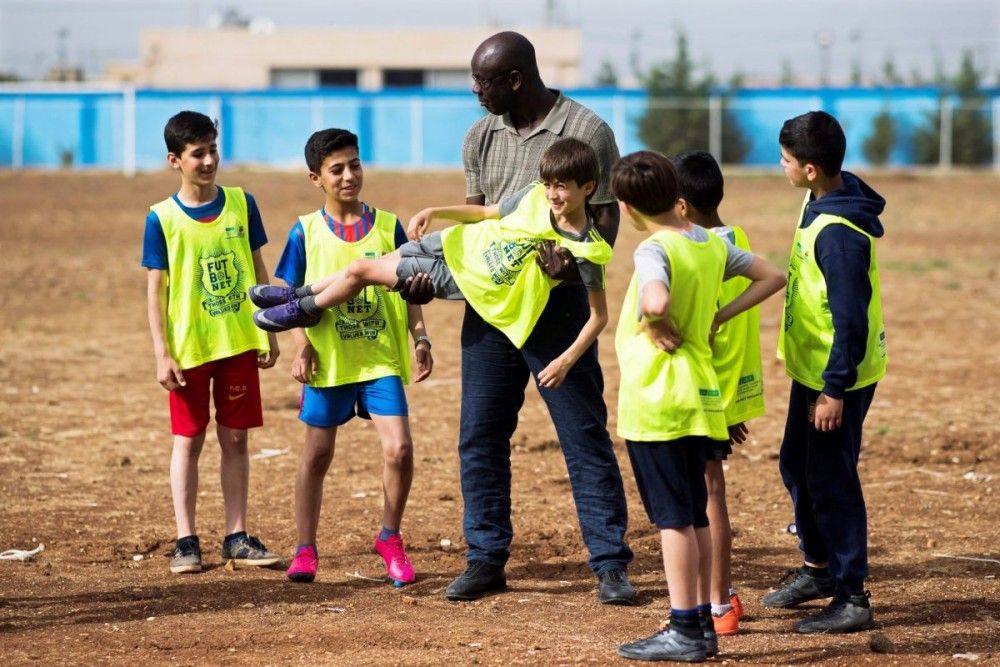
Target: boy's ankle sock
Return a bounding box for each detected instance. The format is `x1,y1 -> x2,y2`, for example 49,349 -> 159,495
729,587 -> 738,597
378,527 -> 400,541
804,564 -> 831,578
299,295 -> 322,315
711,602 -> 732,616
223,531 -> 247,545
294,285 -> 314,298
669,608 -> 702,639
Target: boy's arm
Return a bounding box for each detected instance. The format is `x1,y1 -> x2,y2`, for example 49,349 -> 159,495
251,249 -> 280,369
712,256 -> 786,335
537,289 -> 608,389
407,203 -> 502,240
406,303 -> 433,383
146,269 -> 185,390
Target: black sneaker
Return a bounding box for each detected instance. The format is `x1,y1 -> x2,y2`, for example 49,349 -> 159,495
445,561 -> 506,601
760,566 -> 835,608
597,568 -> 637,605
169,535 -> 202,574
617,627 -> 707,662
701,615 -> 718,657
795,592 -> 875,633
221,534 -> 281,567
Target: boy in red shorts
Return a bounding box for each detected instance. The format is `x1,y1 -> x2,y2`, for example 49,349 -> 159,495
142,110 -> 281,573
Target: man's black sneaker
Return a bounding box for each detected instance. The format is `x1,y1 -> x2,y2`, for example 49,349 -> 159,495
445,561 -> 507,601
760,566 -> 835,608
795,592 -> 875,633
597,568 -> 637,605
618,627 -> 707,662
169,535 -> 202,574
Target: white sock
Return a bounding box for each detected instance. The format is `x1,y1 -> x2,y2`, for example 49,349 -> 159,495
729,587 -> 738,598
711,603 -> 732,616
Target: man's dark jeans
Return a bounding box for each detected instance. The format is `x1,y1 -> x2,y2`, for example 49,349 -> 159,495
458,285 -> 633,575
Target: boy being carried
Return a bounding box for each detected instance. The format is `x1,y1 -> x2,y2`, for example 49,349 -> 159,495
250,137 -> 612,390
142,111 -> 281,574
611,151 -> 785,663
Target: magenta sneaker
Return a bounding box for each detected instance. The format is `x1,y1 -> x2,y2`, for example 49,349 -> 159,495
373,533 -> 415,587
286,544 -> 318,583
248,284 -> 298,308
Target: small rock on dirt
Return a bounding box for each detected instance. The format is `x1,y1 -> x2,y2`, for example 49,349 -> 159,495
869,633 -> 895,653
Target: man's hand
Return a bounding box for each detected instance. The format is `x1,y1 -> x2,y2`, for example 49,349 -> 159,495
538,356 -> 571,389
728,422 -> 749,446
813,393 -> 843,431
156,354 -> 186,391
397,272 -> 434,305
535,241 -> 577,280
642,318 -> 683,352
291,343 -> 317,384
413,340 -> 434,382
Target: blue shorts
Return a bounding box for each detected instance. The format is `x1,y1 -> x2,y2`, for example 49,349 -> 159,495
299,376 -> 408,428
626,436 -> 715,529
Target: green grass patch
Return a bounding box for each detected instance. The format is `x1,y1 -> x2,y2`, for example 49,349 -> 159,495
883,257 -> 950,273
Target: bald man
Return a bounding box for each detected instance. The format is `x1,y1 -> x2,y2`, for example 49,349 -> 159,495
444,31 -> 635,604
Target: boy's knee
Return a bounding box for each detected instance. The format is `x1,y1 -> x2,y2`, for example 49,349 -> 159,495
345,259 -> 371,283
383,439 -> 414,468
218,428 -> 249,452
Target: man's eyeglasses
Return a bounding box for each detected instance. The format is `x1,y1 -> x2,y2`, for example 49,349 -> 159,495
472,70 -> 513,91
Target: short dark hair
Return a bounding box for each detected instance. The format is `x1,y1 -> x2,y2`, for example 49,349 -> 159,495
304,128 -> 360,173
163,111 -> 217,155
779,110 -> 846,177
671,150 -> 724,213
610,150 -> 679,216
539,137 -> 599,191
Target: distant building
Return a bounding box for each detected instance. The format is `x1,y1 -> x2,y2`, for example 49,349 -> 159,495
125,27 -> 582,90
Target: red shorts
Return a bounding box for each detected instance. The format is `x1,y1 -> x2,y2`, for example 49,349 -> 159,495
169,350 -> 263,437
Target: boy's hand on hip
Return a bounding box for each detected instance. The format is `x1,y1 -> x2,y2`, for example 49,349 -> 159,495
157,355 -> 186,391
813,393 -> 843,431
413,342 -> 433,383
535,241 -> 576,280
291,343 -> 316,384
642,318 -> 683,352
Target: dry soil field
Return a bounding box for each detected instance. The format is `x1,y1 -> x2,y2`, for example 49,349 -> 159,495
0,169 -> 998,665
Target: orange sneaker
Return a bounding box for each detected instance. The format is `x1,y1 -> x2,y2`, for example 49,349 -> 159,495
712,606 -> 740,636
730,593 -> 744,621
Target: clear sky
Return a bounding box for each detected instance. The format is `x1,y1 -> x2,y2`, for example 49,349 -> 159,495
1,0 -> 997,85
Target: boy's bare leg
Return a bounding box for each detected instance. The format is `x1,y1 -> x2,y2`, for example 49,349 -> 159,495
313,252 -> 404,309
705,460 -> 732,604
308,269 -> 346,295
695,525 -> 713,607
217,425 -> 249,536
171,432 -> 206,538
294,425 -> 337,545
370,415 -> 414,531
661,526 -> 704,610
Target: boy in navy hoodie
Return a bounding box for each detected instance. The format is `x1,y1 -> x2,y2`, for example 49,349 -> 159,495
762,111 -> 888,634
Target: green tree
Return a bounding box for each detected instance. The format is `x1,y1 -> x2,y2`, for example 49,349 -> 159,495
862,110 -> 897,165
881,57 -> 903,86
913,51 -> 993,165
594,60 -> 618,87
637,32 -> 749,163
779,59 -> 797,86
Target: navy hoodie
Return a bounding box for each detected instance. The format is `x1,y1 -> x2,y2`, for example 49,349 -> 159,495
800,171 -> 885,398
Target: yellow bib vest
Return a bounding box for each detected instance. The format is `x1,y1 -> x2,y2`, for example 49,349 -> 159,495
441,183 -> 612,348
712,225 -> 765,425
615,229 -> 729,442
151,186 -> 270,370
301,207 -> 411,387
777,203 -> 887,391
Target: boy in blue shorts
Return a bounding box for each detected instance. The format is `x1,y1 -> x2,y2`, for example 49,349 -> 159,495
270,129 -> 433,585
142,110 -> 281,573
611,151 -> 785,662
762,111 -> 887,634
671,150 -> 767,636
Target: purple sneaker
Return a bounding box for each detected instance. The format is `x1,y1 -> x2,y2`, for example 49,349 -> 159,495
253,299 -> 322,332
248,284 -> 298,308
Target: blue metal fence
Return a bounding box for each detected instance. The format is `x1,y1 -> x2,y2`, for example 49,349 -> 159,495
0,86 -> 997,172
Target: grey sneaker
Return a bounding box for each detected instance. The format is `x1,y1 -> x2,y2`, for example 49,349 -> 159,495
618,627 -> 707,662
795,592 -> 875,634
597,568 -> 637,605
169,536 -> 202,574
221,534 -> 281,567
761,566 -> 835,608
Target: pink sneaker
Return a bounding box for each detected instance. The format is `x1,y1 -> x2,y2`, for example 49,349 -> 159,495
373,533 -> 415,587
286,544 -> 318,583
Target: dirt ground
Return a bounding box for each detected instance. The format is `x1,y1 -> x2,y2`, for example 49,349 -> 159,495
0,168 -> 997,666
